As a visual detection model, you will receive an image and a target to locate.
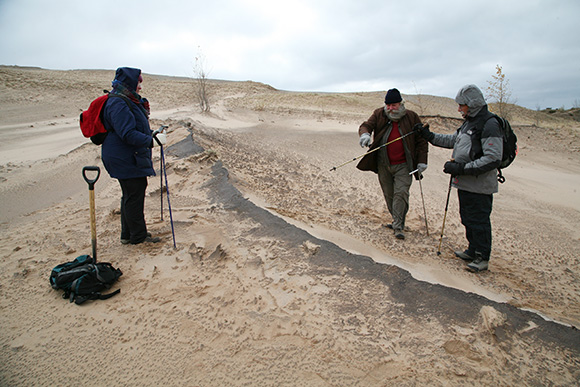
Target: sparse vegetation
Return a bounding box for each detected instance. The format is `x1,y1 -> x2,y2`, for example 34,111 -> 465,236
541,106 -> 580,122
412,81 -> 425,116
486,65 -> 515,119
193,48 -> 211,113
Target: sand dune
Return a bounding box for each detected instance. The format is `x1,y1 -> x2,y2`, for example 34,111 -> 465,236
1,66 -> 579,385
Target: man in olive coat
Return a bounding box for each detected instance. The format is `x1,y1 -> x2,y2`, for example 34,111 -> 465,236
357,88 -> 428,240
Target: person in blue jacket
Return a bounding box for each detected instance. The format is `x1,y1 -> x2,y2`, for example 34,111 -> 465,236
102,67 -> 167,245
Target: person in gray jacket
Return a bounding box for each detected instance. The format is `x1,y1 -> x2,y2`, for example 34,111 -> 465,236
414,84 -> 502,272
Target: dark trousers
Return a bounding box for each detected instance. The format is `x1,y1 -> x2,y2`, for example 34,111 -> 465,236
118,177 -> 148,244
458,189 -> 493,260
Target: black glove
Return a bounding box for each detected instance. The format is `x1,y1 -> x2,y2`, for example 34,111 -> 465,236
413,123 -> 434,142
443,161 -> 465,176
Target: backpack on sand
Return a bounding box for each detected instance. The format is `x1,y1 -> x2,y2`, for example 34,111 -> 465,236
50,255 -> 122,305
471,114 -> 518,183
79,91 -> 132,145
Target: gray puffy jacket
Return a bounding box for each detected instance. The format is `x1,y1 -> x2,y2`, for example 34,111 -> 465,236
431,85 -> 503,194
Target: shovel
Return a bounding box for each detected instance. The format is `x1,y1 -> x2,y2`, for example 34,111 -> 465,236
82,166 -> 101,262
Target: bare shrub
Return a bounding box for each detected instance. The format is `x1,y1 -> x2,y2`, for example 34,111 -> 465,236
486,64 -> 515,119
193,48 -> 211,113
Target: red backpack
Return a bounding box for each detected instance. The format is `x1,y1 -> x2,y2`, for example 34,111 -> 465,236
80,91 -> 131,145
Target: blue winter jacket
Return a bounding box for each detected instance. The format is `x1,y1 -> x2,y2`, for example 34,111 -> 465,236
101,67 -> 155,180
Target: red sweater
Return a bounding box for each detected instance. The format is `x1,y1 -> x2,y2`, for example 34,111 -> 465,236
387,122 -> 406,165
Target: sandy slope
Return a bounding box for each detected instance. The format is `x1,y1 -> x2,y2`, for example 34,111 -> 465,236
0,67 -> 579,386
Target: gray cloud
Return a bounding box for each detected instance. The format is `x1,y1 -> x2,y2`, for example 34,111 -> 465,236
1,0 -> 578,109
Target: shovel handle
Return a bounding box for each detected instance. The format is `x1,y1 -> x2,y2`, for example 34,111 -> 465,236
82,166 -> 100,261
82,166 -> 101,190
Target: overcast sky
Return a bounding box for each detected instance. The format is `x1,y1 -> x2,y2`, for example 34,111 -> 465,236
1,0 -> 578,110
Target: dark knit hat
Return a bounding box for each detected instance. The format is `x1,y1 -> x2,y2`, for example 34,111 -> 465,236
384,88 -> 402,104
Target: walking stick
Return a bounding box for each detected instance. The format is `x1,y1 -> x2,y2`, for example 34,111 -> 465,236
153,125 -> 175,248
160,153 -> 163,221
330,131 -> 416,171
82,166 -> 101,262
160,144 -> 177,249
437,175 -> 453,256
418,177 -> 429,236
154,125 -> 168,220
410,169 -> 430,236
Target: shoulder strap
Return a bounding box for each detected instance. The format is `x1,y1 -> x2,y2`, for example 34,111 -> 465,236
101,93 -> 136,133
73,289 -> 121,305
108,93 -> 135,112
469,111 -> 497,141
474,112 -> 497,133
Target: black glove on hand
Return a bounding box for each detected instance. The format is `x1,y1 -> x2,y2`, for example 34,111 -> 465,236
413,123 -> 434,142
443,161 -> 465,176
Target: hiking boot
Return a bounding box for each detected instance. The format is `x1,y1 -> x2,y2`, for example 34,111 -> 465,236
384,223 -> 409,231
122,232 -> 154,245
455,250 -> 475,261
394,229 -> 405,240
133,235 -> 161,244
467,258 -> 489,272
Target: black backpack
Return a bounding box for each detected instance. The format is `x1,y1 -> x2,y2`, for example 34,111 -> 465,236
471,114 -> 518,183
50,255 -> 122,305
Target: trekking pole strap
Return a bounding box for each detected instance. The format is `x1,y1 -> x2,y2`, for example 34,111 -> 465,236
73,289 -> 121,305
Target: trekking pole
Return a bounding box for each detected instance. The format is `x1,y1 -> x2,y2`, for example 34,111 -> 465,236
160,142 -> 177,249
160,150 -> 163,221
419,177 -> 429,236
409,169 -> 429,236
82,166 -> 101,262
330,131 -> 416,172
154,125 -> 168,221
437,174 -> 454,256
